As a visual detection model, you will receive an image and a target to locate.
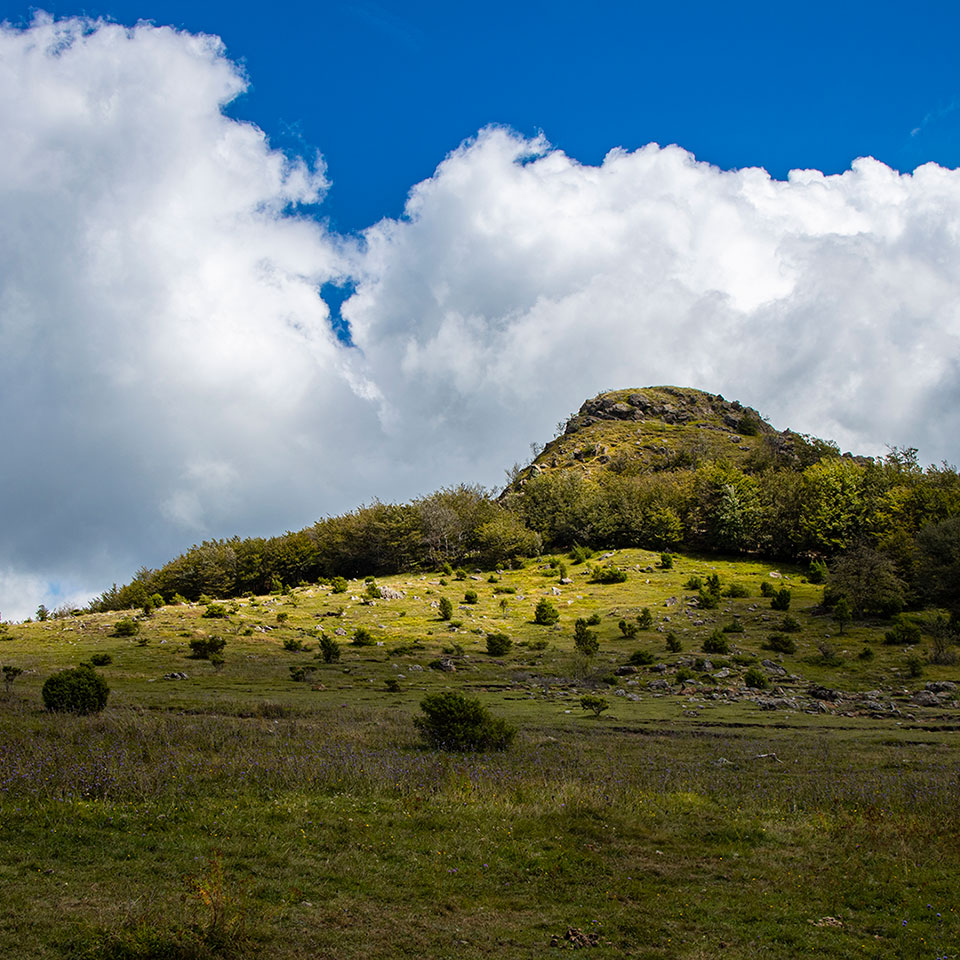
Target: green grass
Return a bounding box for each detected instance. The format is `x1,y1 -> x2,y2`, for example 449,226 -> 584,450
2,549 -> 958,959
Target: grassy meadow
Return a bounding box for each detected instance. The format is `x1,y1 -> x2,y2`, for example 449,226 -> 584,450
1,548 -> 958,959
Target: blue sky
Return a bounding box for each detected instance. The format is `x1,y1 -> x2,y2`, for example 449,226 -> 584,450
8,0 -> 960,231
2,2 -> 960,618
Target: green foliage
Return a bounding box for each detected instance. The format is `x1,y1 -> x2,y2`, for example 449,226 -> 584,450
884,616 -> 922,646
590,565 -> 628,584
438,596 -> 454,620
807,560 -> 828,584
585,612 -> 602,626
113,618 -> 140,637
618,619 -> 638,639
659,552 -> 674,569
760,581 -> 776,598
573,618 -> 599,655
282,637 -> 308,652
675,667 -> 695,683
697,589 -> 719,609
721,619 -> 744,633
316,633 -> 341,663
636,607 -> 654,629
385,678 -> 401,692
723,583 -> 750,598
454,568 -> 467,581
202,603 -> 229,619
770,587 -> 792,611
351,627 -> 376,646
829,545 -> 905,618
41,665 -> 109,714
684,576 -> 703,591
628,649 -> 655,666
858,645 -> 875,660
485,632 -> 512,656
89,653 -> 113,666
36,604 -> 49,621
580,695 -> 609,717
763,634 -> 796,654
189,636 -> 226,660
463,590 -> 479,604
414,692 -> 515,751
276,612 -> 289,624
534,598 -> 560,625
665,632 -> 682,652
331,577 -> 348,594
906,653 -> 924,678
779,615 -> 801,633
702,630 -> 730,654
568,544 -> 593,564
744,666 -> 768,689
2,665 -> 23,693
831,596 -> 852,634
364,581 -> 382,600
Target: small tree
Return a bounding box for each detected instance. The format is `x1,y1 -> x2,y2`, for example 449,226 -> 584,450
486,632 -> 512,656
744,666 -> 768,689
702,630 -> 730,654
534,598 -> 560,625
770,587 -> 791,611
113,617 -> 140,637
414,692 -> 515,751
317,632 -> 341,663
666,632 -> 682,653
659,553 -> 674,569
833,596 -> 852,635
636,607 -> 654,629
618,619 -> 638,639
464,590 -> 479,604
2,665 -> 23,696
573,618 -> 598,655
42,665 -> 109,714
352,627 -> 376,646
331,577 -> 348,594
189,636 -> 226,660
438,596 -> 454,620
36,604 -> 50,622
580,695 -> 609,717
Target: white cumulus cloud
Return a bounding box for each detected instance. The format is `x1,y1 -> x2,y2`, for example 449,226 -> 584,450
2,17 -> 960,620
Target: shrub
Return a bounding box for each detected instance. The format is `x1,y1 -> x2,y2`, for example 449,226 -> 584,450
702,630 -> 730,654
352,627 -> 376,646
464,590 -> 479,604
808,560 -> 828,585
42,665 -> 109,714
858,646 -> 875,661
780,615 -> 802,633
528,639 -> 548,651
675,667 -> 695,684
573,618 -> 599,655
331,577 -> 348,594
2,665 -> 23,694
113,617 -> 140,637
763,634 -> 796,654
580,695 -> 609,717
289,665 -> 315,682
276,612 -> 289,624
628,649 -> 655,666
832,596 -> 852,634
316,633 -> 340,662
89,653 -> 113,666
585,612 -> 602,626
697,589 -> 719,610
723,583 -> 750,598
618,619 -> 638,639
665,633 -> 682,653
659,552 -> 674,569
365,581 -> 382,600
385,678 -> 401,692
721,619 -> 744,634
815,641 -> 843,667
454,568 -> 467,581
684,576 -> 703,591
494,585 -> 516,595
760,580 -> 776,598
636,607 -> 654,629
884,616 -> 922,646
414,692 -> 515,751
487,574 -> 499,583
202,603 -> 229,619
591,566 -> 628,584
189,636 -> 226,660
906,653 -> 924,678
438,597 -> 454,620
770,587 -> 792,611
744,666 -> 768,689
569,545 -> 593,564
534,599 -> 560,625
486,632 -> 512,656
705,573 -> 721,596
282,637 -> 307,651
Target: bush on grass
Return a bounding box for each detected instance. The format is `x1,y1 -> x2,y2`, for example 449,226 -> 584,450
42,665 -> 109,714
414,692 -> 515,751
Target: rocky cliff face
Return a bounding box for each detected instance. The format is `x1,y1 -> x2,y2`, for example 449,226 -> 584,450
564,386 -> 774,437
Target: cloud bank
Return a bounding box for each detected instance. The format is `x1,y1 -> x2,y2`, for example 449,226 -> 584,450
2,15 -> 959,618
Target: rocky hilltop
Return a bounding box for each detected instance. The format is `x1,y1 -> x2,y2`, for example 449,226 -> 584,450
509,385 -> 848,489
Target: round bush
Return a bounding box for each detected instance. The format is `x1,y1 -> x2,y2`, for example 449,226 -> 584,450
42,665 -> 109,714
414,692 -> 515,751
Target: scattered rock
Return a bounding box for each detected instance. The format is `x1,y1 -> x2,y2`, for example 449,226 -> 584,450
912,690 -> 940,707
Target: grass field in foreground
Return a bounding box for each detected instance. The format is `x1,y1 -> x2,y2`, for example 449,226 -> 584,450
1,549 -> 958,958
